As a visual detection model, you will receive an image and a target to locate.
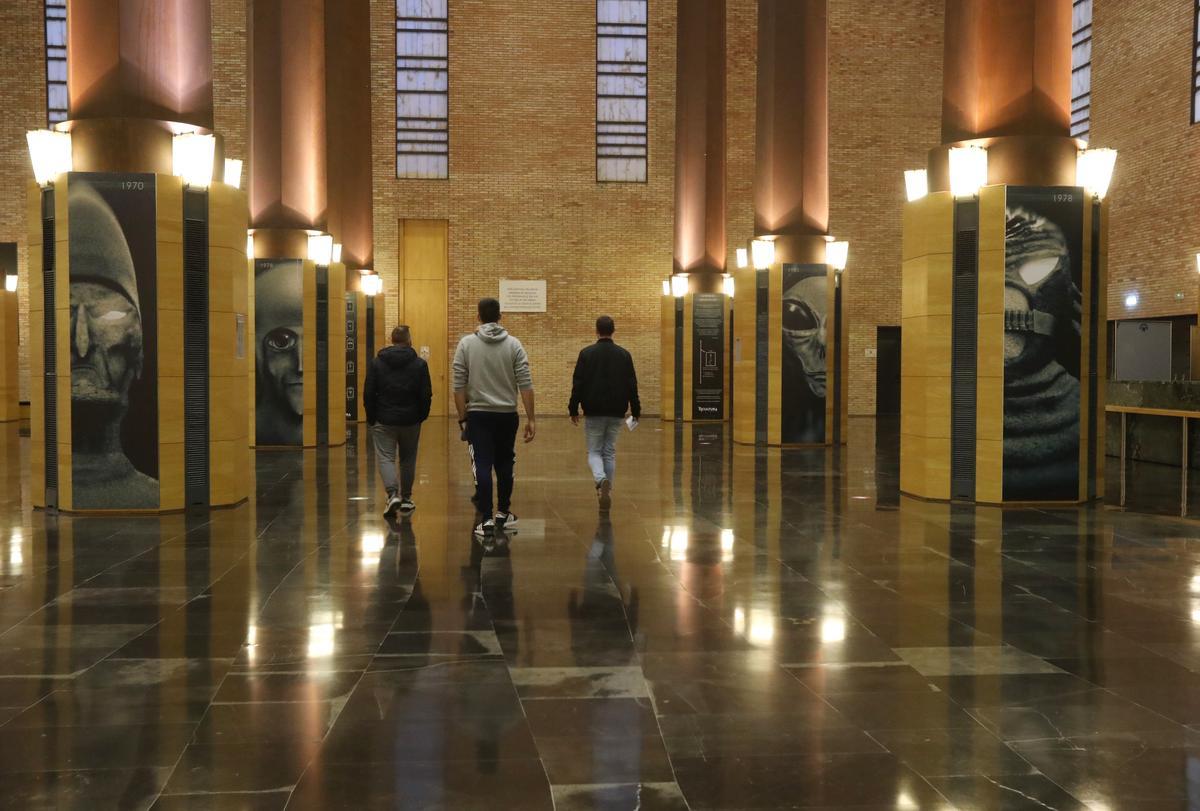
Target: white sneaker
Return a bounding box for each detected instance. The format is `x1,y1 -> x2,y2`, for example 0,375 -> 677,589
383,495 -> 403,518
398,498 -> 416,515
495,511 -> 518,526
473,518 -> 495,538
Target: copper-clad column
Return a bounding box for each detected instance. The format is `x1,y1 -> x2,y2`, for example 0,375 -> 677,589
67,0 -> 214,128
930,0 -> 1075,189
250,0 -> 327,251
325,0 -> 374,271
673,0 -> 726,290
753,0 -> 827,247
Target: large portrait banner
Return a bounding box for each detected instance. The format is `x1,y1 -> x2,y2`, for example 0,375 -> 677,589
255,259 -> 304,446
68,173 -> 160,509
781,264 -> 827,444
1002,187 -> 1084,501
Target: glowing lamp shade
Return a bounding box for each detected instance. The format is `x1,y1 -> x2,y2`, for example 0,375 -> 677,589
722,274 -> 735,297
735,247 -> 748,269
904,169 -> 928,202
223,158 -> 243,189
670,274 -> 689,297
826,240 -> 849,271
1076,148 -> 1117,200
751,238 -> 775,270
361,274 -> 383,297
172,133 -> 216,188
661,279 -> 671,296
26,129 -> 72,187
1195,253 -> 1200,274
4,275 -> 16,293
246,233 -> 255,259
308,233 -> 334,265
948,145 -> 988,198
332,243 -> 343,264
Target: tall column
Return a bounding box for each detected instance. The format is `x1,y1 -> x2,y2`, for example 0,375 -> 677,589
663,0 -> 730,423
248,0 -> 345,449
901,0 -> 1106,505
29,0 -> 250,512
734,0 -> 844,447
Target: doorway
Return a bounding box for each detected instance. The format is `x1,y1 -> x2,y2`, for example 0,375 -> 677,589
875,326 -> 901,416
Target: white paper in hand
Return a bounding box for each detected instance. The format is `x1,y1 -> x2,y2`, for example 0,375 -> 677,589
625,416 -> 638,431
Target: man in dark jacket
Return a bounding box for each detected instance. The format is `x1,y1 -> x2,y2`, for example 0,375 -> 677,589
568,315 -> 640,511
365,325 -> 433,517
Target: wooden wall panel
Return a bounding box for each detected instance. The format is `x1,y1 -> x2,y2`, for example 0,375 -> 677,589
399,219 -> 449,416
0,293 -> 18,422
732,265 -> 755,443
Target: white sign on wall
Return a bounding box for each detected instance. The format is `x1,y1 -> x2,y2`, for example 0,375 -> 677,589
499,279 -> 547,313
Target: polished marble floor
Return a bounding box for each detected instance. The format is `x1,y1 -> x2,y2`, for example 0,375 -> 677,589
1,418 -> 1200,809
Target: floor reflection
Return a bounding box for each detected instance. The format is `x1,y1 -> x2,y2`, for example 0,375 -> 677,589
0,417 -> 1199,809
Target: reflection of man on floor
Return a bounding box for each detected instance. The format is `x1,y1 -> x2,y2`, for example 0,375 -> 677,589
69,184 -> 157,508
1003,207 -> 1082,500
255,262 -> 304,445
781,269 -> 827,444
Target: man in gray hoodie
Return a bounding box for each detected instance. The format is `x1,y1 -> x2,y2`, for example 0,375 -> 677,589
453,298 -> 536,537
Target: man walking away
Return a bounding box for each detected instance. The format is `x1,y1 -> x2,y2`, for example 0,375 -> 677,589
568,315 -> 641,511
453,298 -> 536,538
365,325 -> 432,518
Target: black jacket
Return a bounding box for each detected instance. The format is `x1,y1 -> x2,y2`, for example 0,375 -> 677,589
568,338 -> 641,419
364,345 -> 432,426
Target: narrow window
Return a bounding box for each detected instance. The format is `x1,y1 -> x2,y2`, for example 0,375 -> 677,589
597,0 -> 648,182
396,0 -> 448,179
1071,0 -> 1092,139
45,0 -> 68,125
1194,0 -> 1200,123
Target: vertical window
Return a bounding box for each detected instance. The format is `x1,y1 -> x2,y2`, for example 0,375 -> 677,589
45,0 -> 67,125
396,0 -> 448,179
1071,0 -> 1092,139
1193,0 -> 1200,123
597,0 -> 648,182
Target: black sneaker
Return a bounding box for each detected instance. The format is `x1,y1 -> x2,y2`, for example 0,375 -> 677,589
398,498 -> 416,515
383,495 -> 402,518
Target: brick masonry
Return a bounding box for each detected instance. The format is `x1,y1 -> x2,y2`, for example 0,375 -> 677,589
1,1 -> 1194,415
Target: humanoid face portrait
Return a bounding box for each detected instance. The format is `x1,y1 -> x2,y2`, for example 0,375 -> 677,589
255,260 -> 304,445
780,266 -> 828,444
67,175 -> 159,509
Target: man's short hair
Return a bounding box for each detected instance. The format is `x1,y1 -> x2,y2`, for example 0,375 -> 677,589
596,315 -> 615,336
392,325 -> 411,345
478,297 -> 501,323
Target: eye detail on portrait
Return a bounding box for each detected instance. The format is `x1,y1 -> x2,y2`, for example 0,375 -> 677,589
68,175 -> 159,509
781,265 -> 828,444
1002,196 -> 1084,502
255,259 -> 305,446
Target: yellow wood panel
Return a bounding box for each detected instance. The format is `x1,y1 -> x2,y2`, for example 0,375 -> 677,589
209,246 -> 249,315
0,294 -> 18,421
922,376 -> 952,440
158,307 -> 184,378
924,435 -> 951,500
400,219 -> 449,281
210,374 -> 247,443
158,238 -> 183,312
976,373 -> 1004,443
901,257 -> 926,320
209,310 -> 247,380
159,441 -> 184,511
977,249 -> 1005,315
156,176 -> 184,245
925,254 -> 953,317
404,278 -> 448,418
902,192 -> 954,261
210,438 -> 249,506
159,375 -> 184,445
900,433 -> 922,495
977,313 -> 1004,380
976,439 -> 1004,503
924,315 -> 952,375
208,185 -> 249,253
978,185 -> 1007,254
732,266 -> 755,444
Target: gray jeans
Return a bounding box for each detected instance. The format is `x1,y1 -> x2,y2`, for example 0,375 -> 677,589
372,423 -> 422,498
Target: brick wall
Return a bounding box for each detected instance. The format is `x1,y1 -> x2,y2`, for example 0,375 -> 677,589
1091,0 -> 1200,321
212,0 -> 248,163
0,0 -> 48,402
725,0 -> 756,280
369,0 -> 675,415
829,0 -> 944,415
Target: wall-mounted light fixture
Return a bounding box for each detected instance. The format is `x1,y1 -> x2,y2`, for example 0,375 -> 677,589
1195,253 -> 1200,274
948,145 -> 987,198
661,279 -> 671,296
904,169 -> 928,202
751,238 -> 775,270
735,247 -> 748,269
246,233 -> 255,259
1076,148 -> 1117,200
4,274 -> 17,293
25,129 -> 72,187
223,158 -> 243,189
722,273 -> 735,298
361,273 -> 383,297
172,132 -> 216,188
332,243 -> 343,264
670,274 -> 689,298
1125,292 -> 1138,309
826,240 -> 849,272
308,233 -> 334,265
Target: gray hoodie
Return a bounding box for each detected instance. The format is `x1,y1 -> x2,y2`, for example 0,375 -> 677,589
452,323 -> 533,413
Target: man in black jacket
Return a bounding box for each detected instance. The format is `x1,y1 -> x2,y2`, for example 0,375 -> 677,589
365,325 -> 433,517
568,315 -> 641,511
